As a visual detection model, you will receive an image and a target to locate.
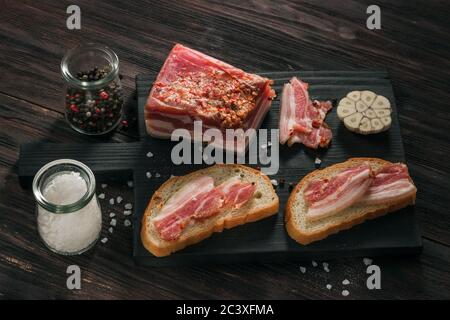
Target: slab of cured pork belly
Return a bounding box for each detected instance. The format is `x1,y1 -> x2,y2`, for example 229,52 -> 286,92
145,44 -> 275,152
152,176 -> 256,241
279,77 -> 333,149
304,162 -> 416,222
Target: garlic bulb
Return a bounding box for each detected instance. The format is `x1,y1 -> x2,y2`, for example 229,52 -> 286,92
337,90 -> 392,134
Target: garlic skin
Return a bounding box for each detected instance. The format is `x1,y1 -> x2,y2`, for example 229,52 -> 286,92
337,90 -> 392,135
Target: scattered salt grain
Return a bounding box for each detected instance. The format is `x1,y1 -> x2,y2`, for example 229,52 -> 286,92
342,290 -> 350,297
98,193 -> 105,199
267,141 -> 272,147
342,279 -> 350,285
155,173 -> 161,178
146,172 -> 152,178
101,183 -> 108,189
270,179 -> 278,186
312,260 -> 318,267
315,157 -> 322,166
109,212 -> 115,218
124,203 -> 133,210
363,258 -> 373,266
110,219 -> 117,227
101,237 -> 108,244
124,210 -> 132,216
326,284 -> 332,290
299,266 -> 306,274
323,262 -> 330,272
116,196 -> 123,204
146,151 -> 154,158
127,180 -> 133,188
124,219 -> 131,227
109,198 -> 115,205
108,227 -> 113,234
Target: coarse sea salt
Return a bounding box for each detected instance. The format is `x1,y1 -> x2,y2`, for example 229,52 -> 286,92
36,172 -> 102,254
146,172 -> 152,178
98,193 -> 105,199
109,198 -> 115,205
146,151 -> 154,158
124,219 -> 131,227
342,290 -> 349,297
124,203 -> 133,210
109,212 -> 115,218
323,262 -> 330,272
312,260 -> 318,267
127,180 -> 133,188
101,183 -> 107,189
326,284 -> 332,290
110,219 -> 117,227
300,266 -> 306,274
342,279 -> 350,285
155,173 -> 161,178
363,258 -> 373,266
124,210 -> 132,216
116,196 -> 123,204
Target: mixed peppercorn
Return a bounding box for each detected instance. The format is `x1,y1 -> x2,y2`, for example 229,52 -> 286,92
65,66 -> 123,134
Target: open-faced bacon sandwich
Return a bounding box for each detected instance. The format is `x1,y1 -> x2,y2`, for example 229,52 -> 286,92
141,164 -> 279,257
286,158 -> 417,245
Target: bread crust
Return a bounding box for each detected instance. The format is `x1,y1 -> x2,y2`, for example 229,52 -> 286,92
141,164 -> 279,257
285,157 -> 416,245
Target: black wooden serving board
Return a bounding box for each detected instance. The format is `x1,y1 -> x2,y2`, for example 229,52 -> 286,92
18,71 -> 422,267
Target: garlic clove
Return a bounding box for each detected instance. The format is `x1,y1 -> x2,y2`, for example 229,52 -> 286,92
371,118 -> 384,133
364,108 -> 377,119
337,102 -> 356,120
356,100 -> 369,113
374,109 -> 391,118
346,91 -> 361,101
361,91 -> 377,106
371,95 -> 391,109
380,116 -> 392,127
359,117 -> 372,134
344,112 -> 363,130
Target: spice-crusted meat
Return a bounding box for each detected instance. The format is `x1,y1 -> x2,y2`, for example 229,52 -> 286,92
145,44 -> 275,146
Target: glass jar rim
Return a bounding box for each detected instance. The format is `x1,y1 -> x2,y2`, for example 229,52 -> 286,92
61,43 -> 119,89
32,159 -> 96,214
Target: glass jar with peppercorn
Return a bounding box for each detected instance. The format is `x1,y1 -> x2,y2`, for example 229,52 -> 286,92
61,44 -> 124,135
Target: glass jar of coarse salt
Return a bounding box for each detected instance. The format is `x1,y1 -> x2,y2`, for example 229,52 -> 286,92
32,159 -> 102,255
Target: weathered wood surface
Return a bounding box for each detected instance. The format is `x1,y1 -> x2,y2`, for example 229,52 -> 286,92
0,0 -> 449,299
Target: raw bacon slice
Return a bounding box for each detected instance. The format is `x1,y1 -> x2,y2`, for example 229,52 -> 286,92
145,44 -> 275,152
304,164 -> 373,221
152,175 -> 214,225
279,77 -> 333,149
359,163 -> 417,205
153,176 -> 256,241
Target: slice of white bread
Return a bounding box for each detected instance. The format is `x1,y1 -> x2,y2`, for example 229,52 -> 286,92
286,157 -> 416,245
141,164 -> 279,257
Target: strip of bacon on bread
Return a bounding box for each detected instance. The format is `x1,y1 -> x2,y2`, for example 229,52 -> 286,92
286,158 -> 417,245
141,164 -> 279,257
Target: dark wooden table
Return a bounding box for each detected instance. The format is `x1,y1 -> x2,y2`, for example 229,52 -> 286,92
1,0 -> 449,299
